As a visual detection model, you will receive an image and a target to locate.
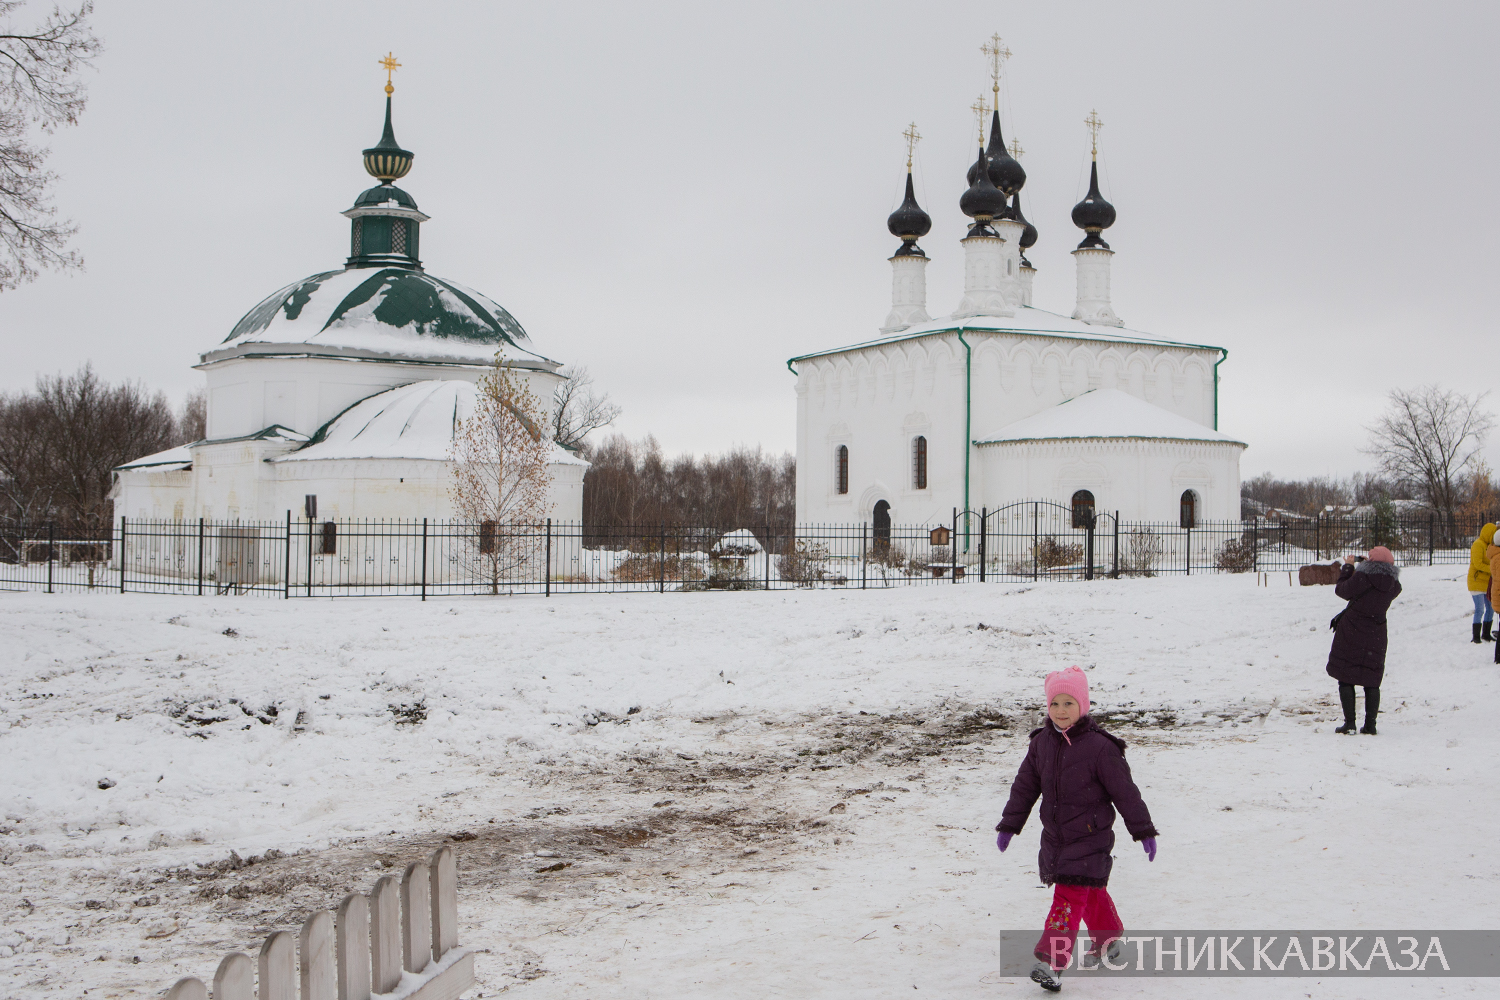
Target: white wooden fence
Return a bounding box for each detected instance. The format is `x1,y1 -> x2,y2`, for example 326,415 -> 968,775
163,846 -> 474,1000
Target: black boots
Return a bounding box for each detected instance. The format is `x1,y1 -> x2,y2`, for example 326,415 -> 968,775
1485,620 -> 1495,642
1336,683 -> 1357,734
1474,623 -> 1484,644
1361,686 -> 1380,735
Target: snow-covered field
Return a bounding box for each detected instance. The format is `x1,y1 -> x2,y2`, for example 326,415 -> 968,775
1,567 -> 1494,998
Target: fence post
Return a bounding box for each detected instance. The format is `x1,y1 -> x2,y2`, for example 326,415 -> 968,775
1185,526 -> 1191,576
658,524 -> 665,594
1032,502 -> 1039,582
1113,511 -> 1120,579
861,523 -> 867,590
1429,513 -> 1435,566
1252,516 -> 1259,572
545,519 -> 552,598
197,517 -> 205,596
120,516 -> 127,594
421,518 -> 428,602
1085,518 -> 1094,581
764,525 -> 771,590
46,522 -> 54,594
979,508 -> 987,583
951,508 -> 959,585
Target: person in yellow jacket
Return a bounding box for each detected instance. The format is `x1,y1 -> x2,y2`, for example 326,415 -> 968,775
1475,522 -> 1498,642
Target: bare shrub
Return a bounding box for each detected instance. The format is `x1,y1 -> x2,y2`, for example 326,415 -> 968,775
1215,536 -> 1257,573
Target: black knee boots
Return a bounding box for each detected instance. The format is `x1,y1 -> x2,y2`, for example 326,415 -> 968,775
1336,683 -> 1357,734
1361,686 -> 1380,735
1474,623 -> 1484,644
1485,620 -> 1495,642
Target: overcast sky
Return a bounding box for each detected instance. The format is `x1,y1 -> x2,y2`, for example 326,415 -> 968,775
2,0 -> 1496,479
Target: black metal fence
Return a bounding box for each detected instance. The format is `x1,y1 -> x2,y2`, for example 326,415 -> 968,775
0,507 -> 1488,599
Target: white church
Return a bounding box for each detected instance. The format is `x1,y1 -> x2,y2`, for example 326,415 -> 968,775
112,84 -> 586,529
790,108 -> 1245,532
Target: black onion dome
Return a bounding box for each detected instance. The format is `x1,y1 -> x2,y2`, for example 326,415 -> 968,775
966,111 -> 1027,197
959,144 -> 1008,228
887,172 -> 932,256
352,183 -> 419,210
1071,160 -> 1116,248
1012,194 -> 1037,250
363,96 -> 414,181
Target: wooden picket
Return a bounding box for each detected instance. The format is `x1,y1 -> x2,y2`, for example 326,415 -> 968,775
164,847 -> 473,1000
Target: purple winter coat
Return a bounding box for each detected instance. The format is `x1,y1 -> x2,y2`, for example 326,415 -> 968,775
996,716 -> 1158,888
1326,560 -> 1401,688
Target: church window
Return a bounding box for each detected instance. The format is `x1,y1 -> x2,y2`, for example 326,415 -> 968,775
1071,490 -> 1096,528
392,219 -> 407,254
352,218 -> 363,255
320,521 -> 337,555
912,436 -> 927,490
836,445 -> 849,495
1180,490 -> 1198,529
480,519 -> 497,553
873,500 -> 892,551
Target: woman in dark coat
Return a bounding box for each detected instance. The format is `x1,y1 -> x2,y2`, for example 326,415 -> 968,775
1327,545 -> 1402,735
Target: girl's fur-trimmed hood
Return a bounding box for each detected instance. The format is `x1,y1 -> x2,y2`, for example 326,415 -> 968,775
1356,559 -> 1400,580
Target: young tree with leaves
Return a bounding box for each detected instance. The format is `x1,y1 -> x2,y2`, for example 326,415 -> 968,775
449,352 -> 554,593
0,1 -> 99,290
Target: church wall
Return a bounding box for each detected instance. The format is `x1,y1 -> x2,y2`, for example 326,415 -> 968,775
201,355 -> 562,442
975,438 -> 1243,522
795,328 -> 1226,525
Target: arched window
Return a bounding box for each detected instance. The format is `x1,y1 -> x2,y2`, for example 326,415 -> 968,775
836,445 -> 849,495
1180,490 -> 1198,529
1071,490 -> 1096,528
912,436 -> 927,490
873,500 -> 892,550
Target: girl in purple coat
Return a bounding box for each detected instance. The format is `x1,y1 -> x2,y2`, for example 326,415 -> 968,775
996,667 -> 1158,993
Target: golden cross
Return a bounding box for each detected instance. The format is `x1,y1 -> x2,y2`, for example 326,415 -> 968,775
1008,136 -> 1024,160
970,95 -> 988,144
981,33 -> 1011,106
380,51 -> 402,95
1085,109 -> 1103,158
902,122 -> 922,171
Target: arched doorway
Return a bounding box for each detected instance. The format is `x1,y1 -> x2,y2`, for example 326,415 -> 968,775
873,500 -> 891,550
1071,490 -> 1096,528
1180,489 -> 1198,529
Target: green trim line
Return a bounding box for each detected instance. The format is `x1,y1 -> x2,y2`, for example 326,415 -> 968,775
787,313 -> 1226,366
1212,347 -> 1228,431
786,359 -> 797,376
975,434 -> 1248,448
956,327 -> 972,554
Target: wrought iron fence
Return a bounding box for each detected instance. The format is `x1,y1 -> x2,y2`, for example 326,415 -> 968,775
0,508 -> 1488,598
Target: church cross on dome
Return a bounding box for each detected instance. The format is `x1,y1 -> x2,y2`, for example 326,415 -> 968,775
981,33 -> 1011,112
902,122 -> 921,170
1008,136 -> 1024,160
969,95 -> 988,143
380,51 -> 402,95
1085,109 -> 1103,159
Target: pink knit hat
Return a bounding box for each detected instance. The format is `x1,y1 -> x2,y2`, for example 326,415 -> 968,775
1044,666 -> 1090,717
1367,546 -> 1395,564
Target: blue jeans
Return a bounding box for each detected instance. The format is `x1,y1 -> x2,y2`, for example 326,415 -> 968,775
1474,592 -> 1494,624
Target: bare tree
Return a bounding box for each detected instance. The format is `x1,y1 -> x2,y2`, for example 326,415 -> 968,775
177,388 -> 205,444
1364,385 -> 1495,521
551,364 -> 620,451
449,352 -> 554,592
0,1 -> 100,290
0,363 -> 176,527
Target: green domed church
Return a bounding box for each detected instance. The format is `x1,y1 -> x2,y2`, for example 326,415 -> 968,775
113,74 -> 586,531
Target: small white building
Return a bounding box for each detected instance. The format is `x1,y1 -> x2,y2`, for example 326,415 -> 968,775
790,110 -> 1245,530
114,89 -> 585,530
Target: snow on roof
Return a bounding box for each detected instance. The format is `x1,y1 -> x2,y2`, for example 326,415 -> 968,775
713,528 -> 765,555
977,389 -> 1246,447
209,268 -> 556,368
273,380 -> 589,466
789,305 -> 1224,364
114,444 -> 193,472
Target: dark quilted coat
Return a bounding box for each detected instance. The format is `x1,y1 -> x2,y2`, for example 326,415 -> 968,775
1326,560 -> 1402,687
996,716 -> 1158,888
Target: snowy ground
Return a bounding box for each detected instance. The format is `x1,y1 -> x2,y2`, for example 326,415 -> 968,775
1,567 -> 1495,998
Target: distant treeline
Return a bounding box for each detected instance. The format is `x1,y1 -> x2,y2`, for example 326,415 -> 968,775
581,434 -> 795,533
0,365 -> 203,528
